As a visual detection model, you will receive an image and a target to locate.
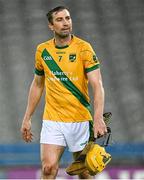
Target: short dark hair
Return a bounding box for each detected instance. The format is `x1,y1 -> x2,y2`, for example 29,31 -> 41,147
46,6 -> 69,24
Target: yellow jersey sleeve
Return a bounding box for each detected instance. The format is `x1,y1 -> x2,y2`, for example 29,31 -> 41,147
34,46 -> 44,76
81,42 -> 100,73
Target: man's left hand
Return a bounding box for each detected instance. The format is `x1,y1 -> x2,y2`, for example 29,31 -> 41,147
93,117 -> 107,138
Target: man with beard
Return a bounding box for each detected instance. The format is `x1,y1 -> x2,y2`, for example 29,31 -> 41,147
21,6 -> 107,179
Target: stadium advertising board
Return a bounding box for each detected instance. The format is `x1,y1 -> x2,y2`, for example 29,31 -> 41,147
0,167 -> 143,179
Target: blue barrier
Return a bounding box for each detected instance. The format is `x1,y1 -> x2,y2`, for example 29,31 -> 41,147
0,143 -> 144,166
0,143 -> 40,166
106,143 -> 144,157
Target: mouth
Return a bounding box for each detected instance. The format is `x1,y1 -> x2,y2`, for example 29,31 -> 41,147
61,28 -> 70,31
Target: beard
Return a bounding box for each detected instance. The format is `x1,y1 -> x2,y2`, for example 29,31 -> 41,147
55,29 -> 72,38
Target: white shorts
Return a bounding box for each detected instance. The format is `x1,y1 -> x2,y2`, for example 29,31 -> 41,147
40,120 -> 90,152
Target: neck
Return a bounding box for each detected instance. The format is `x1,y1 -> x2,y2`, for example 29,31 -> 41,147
54,34 -> 72,47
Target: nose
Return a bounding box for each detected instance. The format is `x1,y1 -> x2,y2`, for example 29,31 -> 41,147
63,19 -> 69,26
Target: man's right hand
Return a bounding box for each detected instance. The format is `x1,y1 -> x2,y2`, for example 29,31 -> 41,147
21,119 -> 33,143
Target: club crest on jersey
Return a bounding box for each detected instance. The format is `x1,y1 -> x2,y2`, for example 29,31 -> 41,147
69,54 -> 76,62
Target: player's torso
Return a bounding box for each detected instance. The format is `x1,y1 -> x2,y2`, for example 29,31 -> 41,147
43,41 -> 84,81
41,37 -> 88,95
38,37 -> 91,122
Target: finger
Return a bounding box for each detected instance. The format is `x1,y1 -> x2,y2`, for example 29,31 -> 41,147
22,130 -> 29,140
22,130 -> 32,142
101,125 -> 107,134
94,134 -> 97,138
104,125 -> 108,132
26,133 -> 33,142
97,131 -> 105,137
105,127 -> 108,133
94,131 -> 98,138
22,129 -> 29,137
22,131 -> 27,140
23,130 -> 28,137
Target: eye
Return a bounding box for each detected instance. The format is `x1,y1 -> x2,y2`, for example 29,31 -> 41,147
56,18 -> 63,22
66,16 -> 71,20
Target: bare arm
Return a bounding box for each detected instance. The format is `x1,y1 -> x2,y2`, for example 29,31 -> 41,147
87,68 -> 107,138
21,74 -> 45,142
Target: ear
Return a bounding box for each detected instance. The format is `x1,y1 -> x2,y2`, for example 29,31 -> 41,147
48,23 -> 54,31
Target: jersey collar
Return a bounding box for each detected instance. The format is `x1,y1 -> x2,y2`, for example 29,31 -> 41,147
54,35 -> 74,49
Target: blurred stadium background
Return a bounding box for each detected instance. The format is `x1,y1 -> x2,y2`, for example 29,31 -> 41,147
0,0 -> 144,179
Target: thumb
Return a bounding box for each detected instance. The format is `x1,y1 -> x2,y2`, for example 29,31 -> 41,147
94,131 -> 98,139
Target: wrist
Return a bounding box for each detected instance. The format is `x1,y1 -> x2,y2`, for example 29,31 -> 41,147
23,114 -> 32,122
94,113 -> 103,119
